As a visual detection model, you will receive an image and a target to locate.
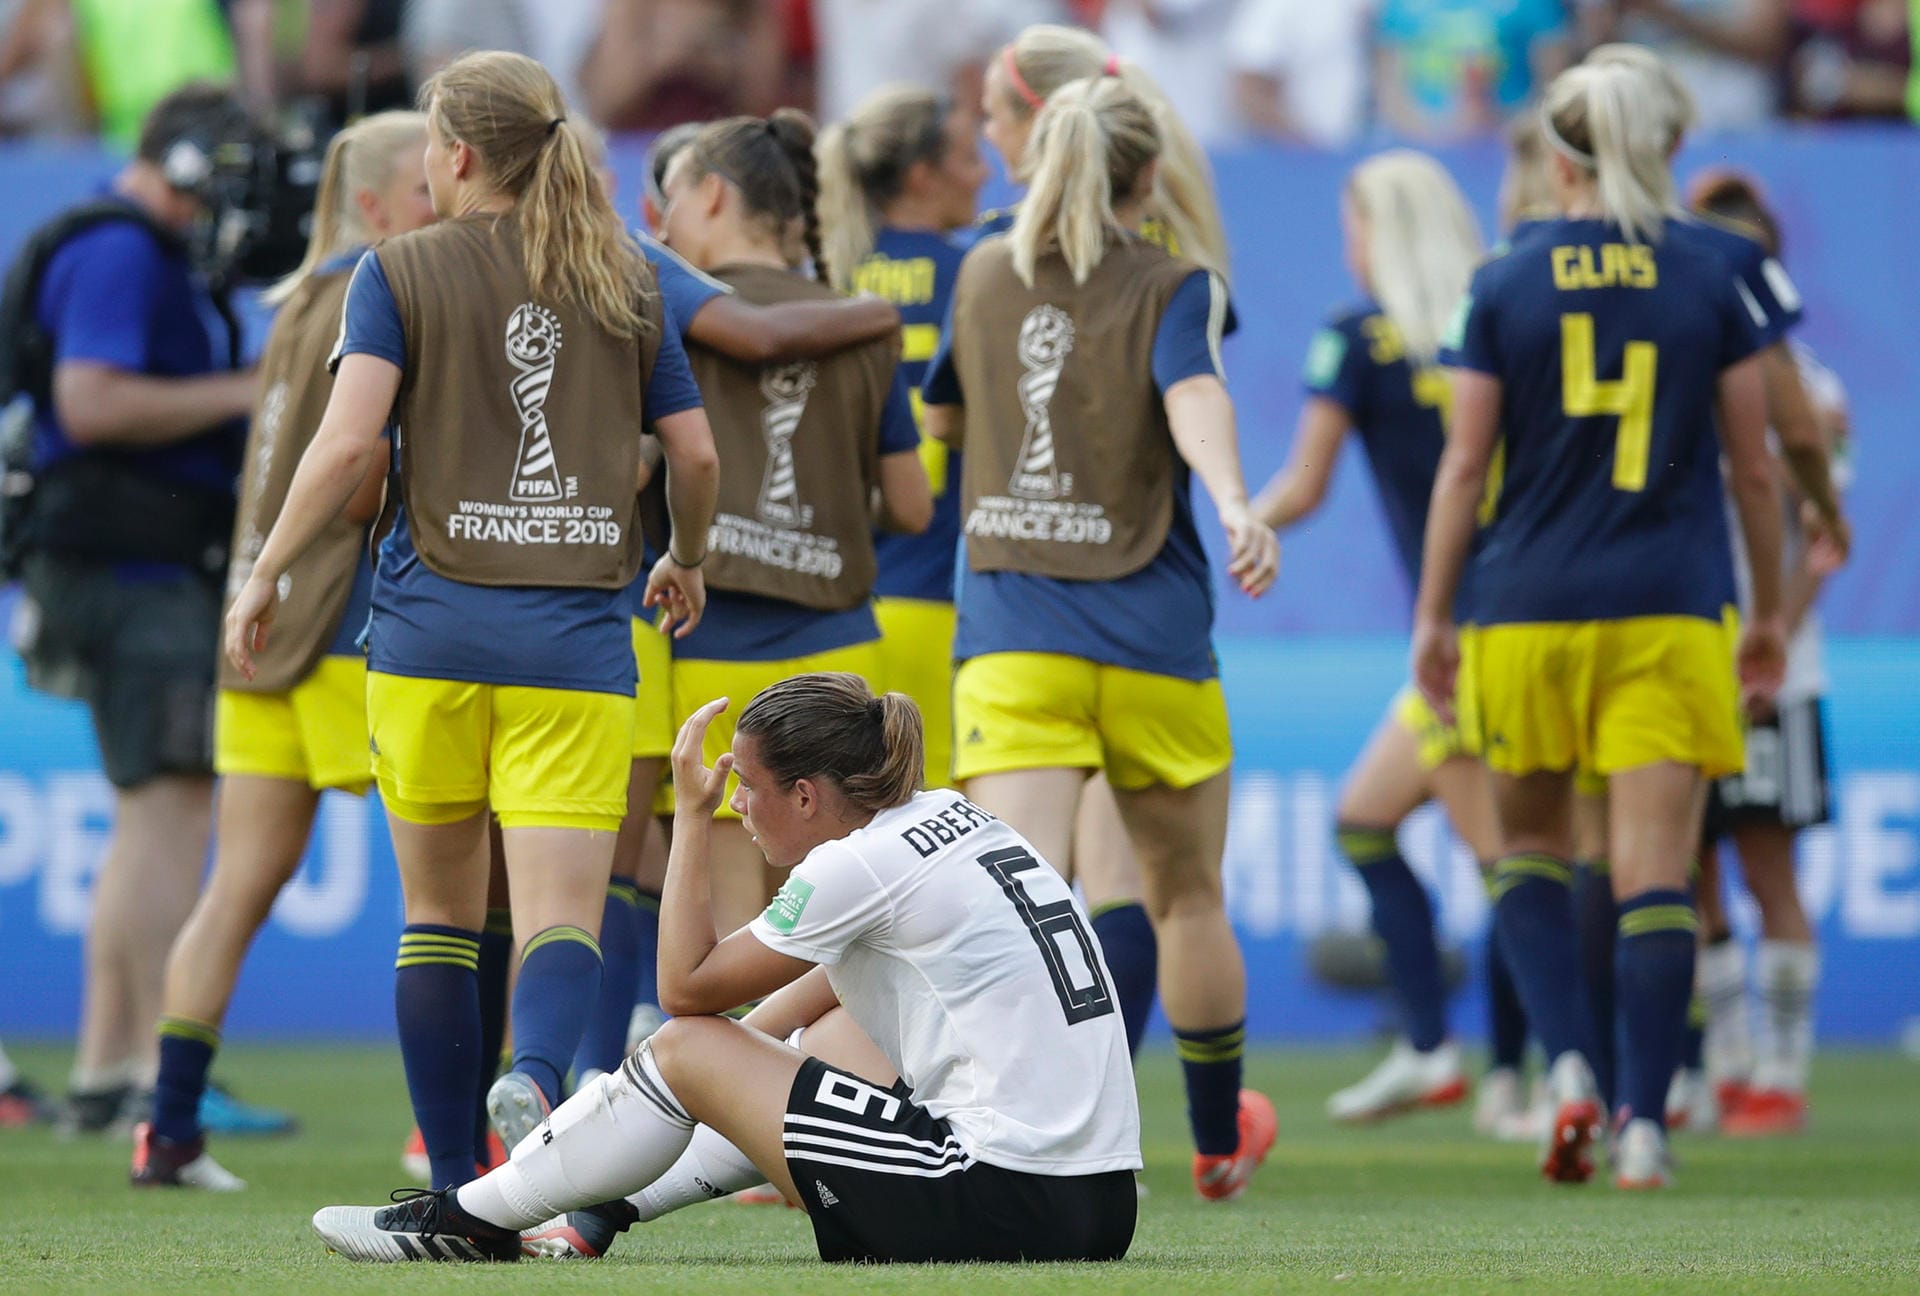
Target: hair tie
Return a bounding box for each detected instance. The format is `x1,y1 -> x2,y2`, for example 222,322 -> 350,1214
546,116 -> 565,137
1002,45 -> 1043,110
1538,102 -> 1592,168
1103,54 -> 1122,77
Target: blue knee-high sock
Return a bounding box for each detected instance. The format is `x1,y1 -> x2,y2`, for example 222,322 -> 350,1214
1615,890 -> 1698,1131
152,1017 -> 219,1144
633,886 -> 661,1009
1090,901 -> 1158,1058
1174,1021 -> 1245,1156
473,908 -> 514,1150
1492,854 -> 1594,1065
1680,995 -> 1706,1071
1339,825 -> 1447,1052
395,924 -> 483,1190
575,881 -> 644,1078
1485,908 -> 1529,1072
1573,858 -> 1618,1110
510,926 -> 603,1108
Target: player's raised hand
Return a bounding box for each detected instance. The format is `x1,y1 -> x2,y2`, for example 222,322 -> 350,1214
1738,614 -> 1788,717
1411,616 -> 1460,723
1219,504 -> 1280,597
645,552 -> 708,639
671,696 -> 734,817
223,573 -> 281,681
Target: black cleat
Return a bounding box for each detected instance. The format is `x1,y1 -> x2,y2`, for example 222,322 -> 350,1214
520,1199 -> 640,1259
312,1187 -> 521,1263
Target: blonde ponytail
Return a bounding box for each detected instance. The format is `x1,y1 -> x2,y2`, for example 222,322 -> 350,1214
1584,42 -> 1696,153
1348,151 -> 1483,365
1000,24 -> 1230,282
814,85 -> 950,293
262,110 -> 425,305
1010,77 -> 1159,287
423,50 -> 654,341
1541,62 -> 1676,245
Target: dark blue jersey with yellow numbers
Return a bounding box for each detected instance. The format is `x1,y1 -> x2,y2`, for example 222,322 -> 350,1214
1443,216 -> 1764,625
1304,301 -> 1449,585
863,226 -> 969,603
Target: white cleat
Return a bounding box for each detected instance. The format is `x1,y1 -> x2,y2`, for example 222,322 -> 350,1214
313,1190 -> 519,1263
1665,1067 -> 1720,1133
1473,1067 -> 1525,1138
627,1004 -> 667,1053
485,1071 -> 552,1154
1328,1040 -> 1469,1124
1613,1117 -> 1673,1190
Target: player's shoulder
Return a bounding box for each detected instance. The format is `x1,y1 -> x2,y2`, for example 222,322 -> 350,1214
972,206 -> 1018,239
1656,218 -> 1752,289
45,213 -> 177,289
1322,300 -> 1379,339
1674,210 -> 1767,266
637,230 -> 728,293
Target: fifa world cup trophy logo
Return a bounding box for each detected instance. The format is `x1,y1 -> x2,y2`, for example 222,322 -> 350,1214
758,362 -> 817,528
1010,304 -> 1074,500
505,304 -> 564,502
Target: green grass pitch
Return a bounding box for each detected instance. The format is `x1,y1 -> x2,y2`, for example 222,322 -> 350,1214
2,1043 -> 1915,1293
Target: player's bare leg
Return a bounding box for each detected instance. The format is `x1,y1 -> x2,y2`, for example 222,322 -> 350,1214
962,767 -> 1087,885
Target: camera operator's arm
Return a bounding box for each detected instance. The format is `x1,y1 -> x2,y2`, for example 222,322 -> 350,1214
54,362 -> 256,448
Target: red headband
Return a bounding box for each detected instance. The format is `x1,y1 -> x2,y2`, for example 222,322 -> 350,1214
1003,46 -> 1042,110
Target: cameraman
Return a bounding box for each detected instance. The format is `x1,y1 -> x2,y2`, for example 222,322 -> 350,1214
9,85 -> 257,1131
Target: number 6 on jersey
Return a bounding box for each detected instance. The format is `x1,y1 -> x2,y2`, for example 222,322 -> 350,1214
977,847 -> 1116,1026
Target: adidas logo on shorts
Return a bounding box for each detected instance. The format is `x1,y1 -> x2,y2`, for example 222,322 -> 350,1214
966,726 -> 984,745
814,1180 -> 839,1209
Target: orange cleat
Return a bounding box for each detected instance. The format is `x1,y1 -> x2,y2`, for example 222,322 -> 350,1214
1713,1078 -> 1751,1117
1721,1088 -> 1806,1137
1192,1089 -> 1277,1202
401,1127 -> 429,1181
1540,1097 -> 1602,1185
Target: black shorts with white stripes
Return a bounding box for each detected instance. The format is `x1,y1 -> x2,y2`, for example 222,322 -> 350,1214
1707,697 -> 1833,837
783,1057 -> 1136,1264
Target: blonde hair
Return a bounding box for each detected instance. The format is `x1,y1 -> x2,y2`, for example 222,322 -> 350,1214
263,110 -> 425,305
1584,43 -> 1695,152
1001,23 -> 1228,282
422,50 -> 653,340
1009,76 -> 1159,287
1498,115 -> 1555,233
816,84 -> 950,293
1541,62 -> 1677,245
1348,152 -> 1483,365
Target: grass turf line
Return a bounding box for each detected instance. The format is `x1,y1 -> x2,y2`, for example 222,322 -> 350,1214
1,1044 -> 1915,1294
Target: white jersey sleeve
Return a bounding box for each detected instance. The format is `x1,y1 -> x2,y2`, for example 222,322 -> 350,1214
749,843 -> 890,966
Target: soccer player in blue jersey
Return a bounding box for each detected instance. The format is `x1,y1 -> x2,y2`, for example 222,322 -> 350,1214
814,85 -> 991,791
226,52 -> 721,1190
924,76 -> 1279,1200
1252,151 -> 1534,1129
1414,59 -> 1796,1188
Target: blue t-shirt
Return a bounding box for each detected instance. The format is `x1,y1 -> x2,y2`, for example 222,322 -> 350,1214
936,268 -> 1229,680
1443,217 -> 1763,626
337,249 -> 704,694
861,226 -> 970,604
30,203 -> 244,491
1304,301 -> 1448,588
1377,0 -> 1566,122
674,366 -> 922,662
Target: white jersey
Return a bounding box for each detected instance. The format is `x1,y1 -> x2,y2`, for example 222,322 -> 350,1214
750,789 -> 1141,1176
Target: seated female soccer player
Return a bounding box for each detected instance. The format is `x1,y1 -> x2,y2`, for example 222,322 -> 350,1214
311,673 -> 1142,1265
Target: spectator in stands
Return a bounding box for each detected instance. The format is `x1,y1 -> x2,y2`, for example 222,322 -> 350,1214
811,0 -> 1061,124
1229,0 -> 1374,146
7,86 -> 257,1133
1100,0 -> 1244,144
65,0 -> 257,150
1784,0 -> 1910,117
1579,0 -> 1789,130
580,0 -> 787,129
289,0 -> 413,125
1375,0 -> 1572,141
404,0 -> 604,110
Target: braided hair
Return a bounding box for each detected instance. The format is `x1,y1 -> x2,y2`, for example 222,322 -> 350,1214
685,109 -> 830,285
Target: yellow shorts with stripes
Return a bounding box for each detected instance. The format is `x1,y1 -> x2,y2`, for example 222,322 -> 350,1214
672,640 -> 886,821
214,654 -> 372,793
1391,684 -> 1473,772
1463,611 -> 1742,781
874,597 -> 957,790
951,652 -> 1232,792
632,615 -> 675,760
367,671 -> 633,831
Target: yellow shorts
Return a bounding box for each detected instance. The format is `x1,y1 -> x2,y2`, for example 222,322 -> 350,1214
1464,612 -> 1742,781
632,615 -> 674,760
874,597 -> 957,790
1391,684 -> 1472,772
952,652 -> 1232,791
214,655 -> 372,793
367,671 -> 633,831
672,640 -> 886,821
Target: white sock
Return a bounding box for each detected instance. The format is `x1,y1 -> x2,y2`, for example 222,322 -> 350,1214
68,1060 -> 132,1094
457,1042 -> 695,1231
1697,940 -> 1751,1084
629,1123 -> 768,1222
1752,939 -> 1819,1093
0,1040 -> 17,1090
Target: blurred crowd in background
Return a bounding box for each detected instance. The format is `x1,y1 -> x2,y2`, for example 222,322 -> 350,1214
0,0 -> 1910,153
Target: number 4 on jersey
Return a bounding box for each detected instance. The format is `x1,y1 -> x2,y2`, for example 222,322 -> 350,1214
977,847 -> 1115,1026
1561,312 -> 1658,492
